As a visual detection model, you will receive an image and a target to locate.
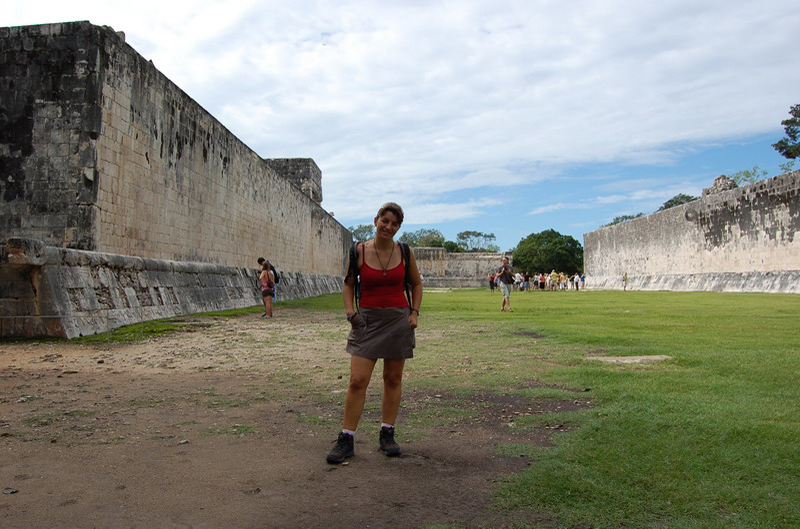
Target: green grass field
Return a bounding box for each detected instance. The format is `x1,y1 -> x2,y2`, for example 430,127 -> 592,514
287,288 -> 800,528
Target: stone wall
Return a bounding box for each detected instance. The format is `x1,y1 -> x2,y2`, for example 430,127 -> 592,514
265,158 -> 323,204
0,22 -> 353,337
583,171 -> 800,293
1,238 -> 343,339
0,22 -> 350,275
413,247 -> 503,288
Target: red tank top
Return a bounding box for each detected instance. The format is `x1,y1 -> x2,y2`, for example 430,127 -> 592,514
359,259 -> 408,308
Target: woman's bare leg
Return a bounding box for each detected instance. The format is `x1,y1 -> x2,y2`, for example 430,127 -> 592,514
342,356 -> 377,431
381,359 -> 406,425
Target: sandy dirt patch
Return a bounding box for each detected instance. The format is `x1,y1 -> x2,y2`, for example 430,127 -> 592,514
1,308 -> 588,528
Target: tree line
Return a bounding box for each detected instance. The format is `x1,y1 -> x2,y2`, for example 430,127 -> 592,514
348,223 -> 585,276
347,226 -> 501,253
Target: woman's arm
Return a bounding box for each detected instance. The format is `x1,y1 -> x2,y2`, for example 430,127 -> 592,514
343,276 -> 357,316
406,248 -> 423,328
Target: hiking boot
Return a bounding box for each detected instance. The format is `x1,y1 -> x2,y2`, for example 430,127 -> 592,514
326,432 -> 354,464
379,426 -> 401,457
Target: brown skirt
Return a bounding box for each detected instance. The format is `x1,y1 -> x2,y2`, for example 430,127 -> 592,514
346,307 -> 415,360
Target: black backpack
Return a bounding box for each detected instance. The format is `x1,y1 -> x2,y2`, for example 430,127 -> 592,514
346,242 -> 412,312
270,264 -> 280,284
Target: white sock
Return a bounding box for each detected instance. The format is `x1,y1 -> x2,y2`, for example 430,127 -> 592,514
341,429 -> 356,437
381,423 -> 394,429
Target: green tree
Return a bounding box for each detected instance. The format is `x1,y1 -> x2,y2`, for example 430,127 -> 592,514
442,240 -> 464,253
603,213 -> 644,227
512,229 -> 583,274
772,104 -> 800,160
657,193 -> 698,212
455,231 -> 500,252
348,224 -> 374,243
730,165 -> 768,186
398,228 -> 445,247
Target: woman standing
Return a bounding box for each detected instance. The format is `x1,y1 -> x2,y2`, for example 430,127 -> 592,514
326,202 -> 423,464
259,260 -> 275,318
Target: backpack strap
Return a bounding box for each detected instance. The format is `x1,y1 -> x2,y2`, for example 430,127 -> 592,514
400,242 -> 412,307
344,243 -> 362,311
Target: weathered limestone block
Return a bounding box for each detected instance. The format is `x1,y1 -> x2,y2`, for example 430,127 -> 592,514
4,237 -> 47,266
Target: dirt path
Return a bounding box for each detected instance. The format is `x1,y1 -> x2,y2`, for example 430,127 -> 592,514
1,308 -> 584,528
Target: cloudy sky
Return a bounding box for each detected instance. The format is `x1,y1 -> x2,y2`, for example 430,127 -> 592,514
6,1 -> 799,250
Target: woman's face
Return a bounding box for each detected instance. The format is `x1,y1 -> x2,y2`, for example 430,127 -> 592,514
374,211 -> 401,240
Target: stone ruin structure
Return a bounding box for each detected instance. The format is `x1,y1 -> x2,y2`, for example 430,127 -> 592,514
583,171 -> 800,293
413,248 -> 503,288
702,174 -> 738,197
0,21 -> 351,338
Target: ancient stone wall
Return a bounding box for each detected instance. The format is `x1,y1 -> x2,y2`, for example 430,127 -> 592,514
0,22 -> 350,275
583,171 -> 800,293
413,247 -> 503,288
0,22 -> 355,337
1,238 -> 342,339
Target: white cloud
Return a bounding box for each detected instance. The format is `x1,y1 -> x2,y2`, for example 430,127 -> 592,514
528,203 -> 574,216
5,0 -> 798,244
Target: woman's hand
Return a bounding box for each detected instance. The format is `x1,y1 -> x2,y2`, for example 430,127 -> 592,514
408,312 -> 418,329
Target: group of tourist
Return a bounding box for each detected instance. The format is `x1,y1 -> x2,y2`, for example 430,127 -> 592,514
489,269 -> 585,292
490,259 -> 585,313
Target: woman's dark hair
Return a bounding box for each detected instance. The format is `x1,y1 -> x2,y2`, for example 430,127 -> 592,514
376,202 -> 404,225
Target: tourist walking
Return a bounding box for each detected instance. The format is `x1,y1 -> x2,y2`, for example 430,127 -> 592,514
496,256 -> 515,312
326,202 -> 423,464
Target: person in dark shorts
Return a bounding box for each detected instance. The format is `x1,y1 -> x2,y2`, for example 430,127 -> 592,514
257,257 -> 279,301
326,202 -> 423,464
496,256 -> 515,312
258,259 -> 275,318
